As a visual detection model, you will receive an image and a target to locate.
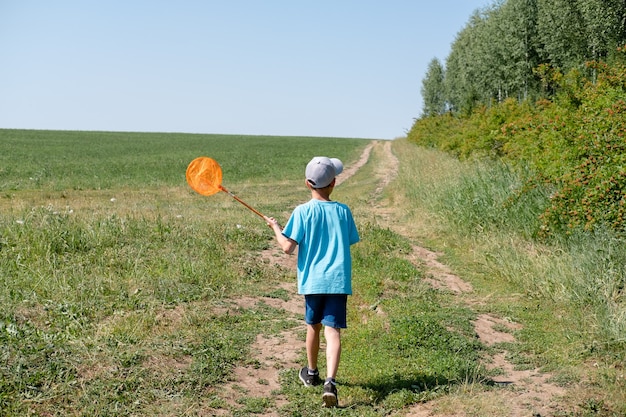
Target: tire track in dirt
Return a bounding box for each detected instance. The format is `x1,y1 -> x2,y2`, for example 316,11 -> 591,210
372,140 -> 399,198
371,142 -> 568,417
208,282 -> 302,417
335,140 -> 377,186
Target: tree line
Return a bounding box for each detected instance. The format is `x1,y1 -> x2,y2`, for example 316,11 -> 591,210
421,0 -> 626,117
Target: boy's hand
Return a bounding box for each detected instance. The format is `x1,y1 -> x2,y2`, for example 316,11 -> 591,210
264,216 -> 297,254
264,216 -> 280,230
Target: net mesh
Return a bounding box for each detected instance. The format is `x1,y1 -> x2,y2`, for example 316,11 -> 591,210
186,157 -> 223,196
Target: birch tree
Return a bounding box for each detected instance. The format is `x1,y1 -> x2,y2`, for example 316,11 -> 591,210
421,58 -> 447,116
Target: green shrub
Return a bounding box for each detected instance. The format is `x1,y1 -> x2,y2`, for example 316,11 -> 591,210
408,52 -> 626,237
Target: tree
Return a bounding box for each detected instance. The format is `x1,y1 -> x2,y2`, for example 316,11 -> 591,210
435,0 -> 626,114
445,10 -> 489,114
420,58 -> 447,117
576,0 -> 626,63
495,0 -> 541,101
537,0 -> 587,71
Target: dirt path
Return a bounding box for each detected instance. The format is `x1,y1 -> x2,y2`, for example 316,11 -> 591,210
218,142 -> 380,415
222,140 -> 569,416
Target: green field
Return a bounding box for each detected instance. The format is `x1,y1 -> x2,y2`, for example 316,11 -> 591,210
1,129 -> 624,416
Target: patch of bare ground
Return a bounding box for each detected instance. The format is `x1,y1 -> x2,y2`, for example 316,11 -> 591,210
207,282 -> 303,416
409,245 -> 473,295
335,140 -> 377,187
220,330 -> 301,414
232,282 -> 302,317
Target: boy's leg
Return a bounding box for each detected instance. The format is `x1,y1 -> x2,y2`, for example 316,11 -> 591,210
300,323 -> 323,387
322,326 -> 341,407
324,326 -> 341,379
320,295 -> 345,408
306,323 -> 322,371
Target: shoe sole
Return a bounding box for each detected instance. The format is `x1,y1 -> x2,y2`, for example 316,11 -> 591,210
322,392 -> 338,408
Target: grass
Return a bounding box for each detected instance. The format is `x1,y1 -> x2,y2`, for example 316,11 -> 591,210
0,129 -> 365,192
388,139 -> 626,415
0,129 -> 369,416
1,129 -> 625,415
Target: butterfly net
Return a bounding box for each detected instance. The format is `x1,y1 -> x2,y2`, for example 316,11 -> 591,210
186,157 -> 223,196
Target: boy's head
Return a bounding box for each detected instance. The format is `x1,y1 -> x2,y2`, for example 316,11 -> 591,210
305,157 -> 343,189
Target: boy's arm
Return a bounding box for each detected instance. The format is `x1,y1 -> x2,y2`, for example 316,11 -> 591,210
264,216 -> 297,255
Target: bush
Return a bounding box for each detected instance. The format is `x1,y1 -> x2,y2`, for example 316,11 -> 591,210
408,52 -> 626,237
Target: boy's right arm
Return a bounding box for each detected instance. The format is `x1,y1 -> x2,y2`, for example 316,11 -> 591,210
264,216 -> 297,255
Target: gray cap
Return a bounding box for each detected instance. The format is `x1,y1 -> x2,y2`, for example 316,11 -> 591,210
305,156 -> 343,189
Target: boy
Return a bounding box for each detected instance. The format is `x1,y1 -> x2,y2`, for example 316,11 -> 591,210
265,156 -> 360,408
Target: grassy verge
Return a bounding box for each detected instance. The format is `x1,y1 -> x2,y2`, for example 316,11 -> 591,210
388,138 -> 626,415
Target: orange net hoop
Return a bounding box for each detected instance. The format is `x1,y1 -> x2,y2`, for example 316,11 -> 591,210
186,156 -> 267,219
186,157 -> 224,196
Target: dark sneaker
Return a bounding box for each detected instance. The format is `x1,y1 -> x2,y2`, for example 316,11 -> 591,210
299,367 -> 322,387
322,381 -> 338,407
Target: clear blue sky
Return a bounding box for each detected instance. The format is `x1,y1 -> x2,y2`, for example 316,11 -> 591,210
0,1 -> 490,139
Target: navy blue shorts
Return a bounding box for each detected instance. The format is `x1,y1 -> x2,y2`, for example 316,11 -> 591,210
304,294 -> 348,329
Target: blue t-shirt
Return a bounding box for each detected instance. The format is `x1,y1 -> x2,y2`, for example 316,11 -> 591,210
282,199 -> 360,295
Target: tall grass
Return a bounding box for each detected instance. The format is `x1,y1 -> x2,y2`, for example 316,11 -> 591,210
391,139 -> 626,363
436,162 -> 548,239
557,228 -> 626,348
